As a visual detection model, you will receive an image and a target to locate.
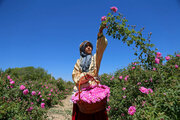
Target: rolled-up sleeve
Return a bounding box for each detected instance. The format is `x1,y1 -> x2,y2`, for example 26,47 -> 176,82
96,32 -> 108,76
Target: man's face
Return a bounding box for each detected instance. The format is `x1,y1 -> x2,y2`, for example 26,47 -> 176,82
85,43 -> 92,54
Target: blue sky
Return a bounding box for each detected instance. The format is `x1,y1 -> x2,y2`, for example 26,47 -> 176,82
0,0 -> 180,81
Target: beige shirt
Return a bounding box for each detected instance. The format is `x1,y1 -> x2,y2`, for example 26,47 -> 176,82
72,32 -> 108,93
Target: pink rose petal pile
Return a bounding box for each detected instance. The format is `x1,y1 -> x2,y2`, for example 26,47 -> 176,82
71,85 -> 110,104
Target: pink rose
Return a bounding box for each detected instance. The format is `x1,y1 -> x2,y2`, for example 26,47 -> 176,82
20,85 -> 26,90
148,88 -> 153,93
119,76 -> 123,79
176,54 -> 180,57
156,52 -> 162,58
128,106 -> 136,115
106,106 -> 111,111
175,65 -> 178,69
27,107 -> 33,112
38,92 -> 41,95
31,91 -> 36,96
132,67 -> 135,70
139,87 -> 153,94
123,96 -> 126,99
155,58 -> 160,64
132,62 -> 137,65
41,103 -> 45,108
9,79 -> 13,82
122,87 -> 126,91
23,89 -> 29,95
124,75 -> 129,81
10,81 -> 15,84
137,82 -> 141,85
139,87 -> 148,94
50,89 -> 53,92
110,76 -> 114,80
7,75 -> 11,80
101,16 -> 106,21
153,67 -> 156,71
49,94 -> 51,96
165,56 -> 170,60
110,6 -> 118,13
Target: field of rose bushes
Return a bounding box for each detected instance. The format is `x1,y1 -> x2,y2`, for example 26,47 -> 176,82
0,52 -> 179,120
100,52 -> 180,120
0,67 -> 74,120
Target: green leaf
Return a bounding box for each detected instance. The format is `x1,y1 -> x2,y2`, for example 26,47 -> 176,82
131,29 -> 136,33
116,16 -> 120,20
107,13 -> 111,16
134,52 -> 138,56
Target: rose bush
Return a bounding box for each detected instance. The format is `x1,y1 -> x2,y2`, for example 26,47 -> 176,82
100,52 -> 180,120
99,7 -> 179,119
0,67 -> 74,120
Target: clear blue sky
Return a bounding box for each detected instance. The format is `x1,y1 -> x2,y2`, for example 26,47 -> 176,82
0,0 -> 180,81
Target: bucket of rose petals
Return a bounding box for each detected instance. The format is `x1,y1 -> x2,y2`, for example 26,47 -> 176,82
71,74 -> 110,114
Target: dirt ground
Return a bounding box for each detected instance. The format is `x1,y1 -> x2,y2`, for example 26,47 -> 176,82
47,95 -> 73,120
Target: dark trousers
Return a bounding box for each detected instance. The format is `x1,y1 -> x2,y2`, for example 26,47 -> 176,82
72,103 -> 108,120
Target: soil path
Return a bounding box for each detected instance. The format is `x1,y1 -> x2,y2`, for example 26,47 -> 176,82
47,95 -> 73,120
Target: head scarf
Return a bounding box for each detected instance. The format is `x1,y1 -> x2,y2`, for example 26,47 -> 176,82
79,41 -> 93,72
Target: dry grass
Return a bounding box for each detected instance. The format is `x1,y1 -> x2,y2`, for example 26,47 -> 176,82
47,95 -> 73,120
